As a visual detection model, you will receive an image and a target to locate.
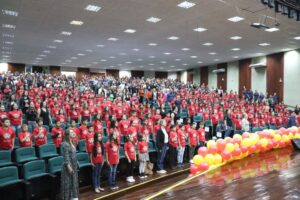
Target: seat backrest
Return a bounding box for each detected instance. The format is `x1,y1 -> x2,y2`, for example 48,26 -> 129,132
39,144 -> 56,158
0,150 -> 11,164
76,152 -> 89,165
23,160 -> 46,180
0,166 -> 19,186
48,156 -> 63,174
102,136 -> 108,144
78,140 -> 87,152
119,147 -> 125,158
15,147 -> 36,163
148,142 -> 154,150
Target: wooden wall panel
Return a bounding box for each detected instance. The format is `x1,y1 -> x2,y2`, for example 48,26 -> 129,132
49,66 -> 61,75
267,52 -> 284,102
177,71 -> 181,81
8,63 -> 25,73
106,69 -> 119,78
217,63 -> 227,91
239,59 -> 252,98
200,67 -> 208,86
187,70 -> 193,83
131,70 -> 144,78
76,68 -> 90,81
155,71 -> 168,79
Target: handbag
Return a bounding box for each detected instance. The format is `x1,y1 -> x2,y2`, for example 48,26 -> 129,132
145,161 -> 153,175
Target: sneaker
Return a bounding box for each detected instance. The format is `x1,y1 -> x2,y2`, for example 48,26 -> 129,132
130,177 -> 136,182
94,188 -> 100,193
114,185 -> 119,189
139,174 -> 144,179
98,187 -> 105,192
156,170 -> 167,174
110,187 -> 117,190
143,175 -> 148,178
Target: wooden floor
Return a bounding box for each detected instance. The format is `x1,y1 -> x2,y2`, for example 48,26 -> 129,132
80,147 -> 300,200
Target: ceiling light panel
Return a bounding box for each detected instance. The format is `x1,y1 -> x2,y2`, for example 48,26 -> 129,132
146,17 -> 161,23
168,36 -> 179,40
2,24 -> 16,29
97,44 -> 105,47
148,43 -> 157,46
177,1 -> 196,9
259,43 -> 270,46
209,52 -> 216,55
2,9 -> 18,16
265,27 -> 280,32
231,48 -> 240,51
190,56 -> 198,58
193,27 -> 207,32
85,5 -> 101,12
124,29 -> 136,33
294,36 -> 300,40
164,52 -> 172,55
181,48 -> 190,51
108,37 -> 118,41
48,46 -> 56,49
2,33 -> 14,38
227,16 -> 244,22
70,20 -> 84,26
203,42 -> 213,46
53,40 -> 63,43
61,31 -> 72,35
230,36 -> 242,40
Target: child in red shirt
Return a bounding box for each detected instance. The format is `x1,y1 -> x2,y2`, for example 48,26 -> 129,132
79,119 -> 88,140
33,118 -> 47,147
8,104 -> 22,133
124,135 -> 137,183
85,125 -> 95,153
69,120 -> 79,145
0,118 -> 15,150
105,131 -> 120,190
51,120 -> 64,151
177,125 -> 186,167
18,124 -> 32,147
90,132 -> 105,193
169,125 -> 178,169
188,123 -> 199,162
138,135 -> 149,178
197,123 -> 206,147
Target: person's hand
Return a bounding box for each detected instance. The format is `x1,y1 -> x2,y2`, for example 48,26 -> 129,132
127,159 -> 131,163
91,163 -> 95,168
67,165 -> 73,175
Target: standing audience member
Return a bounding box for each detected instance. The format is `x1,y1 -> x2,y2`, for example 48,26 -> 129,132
106,131 -> 120,190
0,118 -> 15,150
138,135 -> 149,178
18,124 -> 32,147
156,119 -> 169,174
124,135 -> 136,183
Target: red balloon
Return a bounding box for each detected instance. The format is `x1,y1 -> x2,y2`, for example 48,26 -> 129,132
216,139 -> 226,152
279,140 -> 285,148
272,139 -> 279,148
249,145 -> 257,154
190,164 -> 198,174
267,140 -> 274,149
198,162 -> 209,171
232,147 -> 241,157
242,132 -> 250,139
233,138 -> 241,145
208,145 -> 218,154
261,147 -> 268,153
198,147 -> 208,157
240,145 -> 248,154
256,141 -> 262,151
225,138 -> 234,144
221,150 -> 231,161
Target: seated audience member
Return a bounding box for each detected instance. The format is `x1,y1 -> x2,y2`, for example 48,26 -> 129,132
241,114 -> 250,132
51,120 -> 64,151
287,112 -> 298,128
0,118 -> 15,150
33,118 -> 47,147
18,124 -> 32,147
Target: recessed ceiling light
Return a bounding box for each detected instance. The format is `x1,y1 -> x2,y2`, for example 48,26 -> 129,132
146,17 -> 161,23
96,44 -> 105,47
175,59 -> 181,61
161,61 -> 167,64
209,52 -> 216,55
108,37 -> 118,41
35,58 -> 43,60
193,27 -> 207,32
77,53 -> 85,56
61,31 -> 72,36
124,29 -> 136,33
2,9 -> 18,16
182,63 -> 188,66
149,56 -> 155,58
259,43 -> 270,46
85,5 -> 101,12
230,36 -> 242,40
61,63 -> 66,65
120,53 -> 127,55
4,41 -> 13,45
190,56 -> 197,58
126,61 -> 132,64
2,33 -> 14,38
137,58 -> 143,61
231,48 -> 240,51
100,59 -> 107,62
177,1 -> 196,9
132,48 -> 140,51
148,43 -> 157,46
110,66 -> 115,68
86,49 -> 93,52
48,46 -> 56,49
227,16 -> 244,22
2,24 -> 16,29
197,61 -> 203,63
117,64 -> 123,66
177,68 -> 183,71
53,40 -> 63,43
159,67 -> 164,70
109,56 -> 116,59
203,42 -> 213,46
149,63 -> 154,66
43,50 -> 51,53
139,66 -> 144,68
164,52 -> 171,55
170,66 -> 175,68
265,27 -> 280,32
39,55 -> 47,57
168,36 -> 179,40
233,56 -> 239,58
93,62 -> 99,64
70,20 -> 84,26
214,59 -> 220,61
294,36 -> 300,40
65,60 -> 72,63
181,48 -> 190,51
71,57 -> 78,59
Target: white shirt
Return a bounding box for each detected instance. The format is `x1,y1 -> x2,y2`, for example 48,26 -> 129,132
161,127 -> 169,144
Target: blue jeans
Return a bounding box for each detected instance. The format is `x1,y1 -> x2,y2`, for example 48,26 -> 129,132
92,163 -> 103,189
225,126 -> 233,137
177,146 -> 185,164
157,144 -> 168,171
108,164 -> 118,187
11,125 -> 21,135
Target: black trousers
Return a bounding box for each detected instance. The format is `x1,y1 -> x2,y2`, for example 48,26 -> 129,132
169,146 -> 177,168
126,159 -> 135,177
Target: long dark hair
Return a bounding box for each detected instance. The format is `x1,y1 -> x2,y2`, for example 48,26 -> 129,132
92,132 -> 104,157
109,130 -> 118,148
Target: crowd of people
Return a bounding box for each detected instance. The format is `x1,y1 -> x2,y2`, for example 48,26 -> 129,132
0,71 -> 299,197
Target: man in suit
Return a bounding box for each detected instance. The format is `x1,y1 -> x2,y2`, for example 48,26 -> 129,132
156,119 -> 169,174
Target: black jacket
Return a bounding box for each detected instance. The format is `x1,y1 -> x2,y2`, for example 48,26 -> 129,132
156,128 -> 168,150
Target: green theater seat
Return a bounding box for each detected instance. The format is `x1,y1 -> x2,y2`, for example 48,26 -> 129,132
48,156 -> 63,174
76,152 -> 92,187
0,150 -> 14,167
38,144 -> 59,159
15,147 -> 38,164
78,140 -> 87,152
77,152 -> 92,168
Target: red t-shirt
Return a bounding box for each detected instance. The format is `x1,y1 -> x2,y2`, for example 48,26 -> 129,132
0,127 -> 15,150
85,132 -> 94,153
105,141 -> 119,165
276,117 -> 282,126
169,131 -> 178,148
188,129 -> 198,146
79,125 -> 88,140
198,128 -> 206,142
33,127 -> 47,146
51,127 -> 64,148
177,129 -> 186,147
70,110 -> 79,120
70,127 -> 79,145
18,131 -> 32,147
8,110 -> 22,126
56,115 -> 66,124
91,143 -> 104,164
81,109 -> 91,117
211,114 -> 219,125
119,120 -> 130,135
138,141 -> 148,153
124,142 -> 136,160
127,126 -> 138,143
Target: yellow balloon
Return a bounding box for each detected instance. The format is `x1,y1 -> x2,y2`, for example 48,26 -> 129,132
225,143 -> 235,153
295,133 -> 300,139
288,133 -> 294,139
282,135 -> 289,142
207,140 -> 216,148
233,134 -> 242,140
205,154 -> 215,165
260,138 -> 268,148
274,134 -> 281,141
193,155 -> 204,166
241,138 -> 251,147
214,154 -> 223,165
